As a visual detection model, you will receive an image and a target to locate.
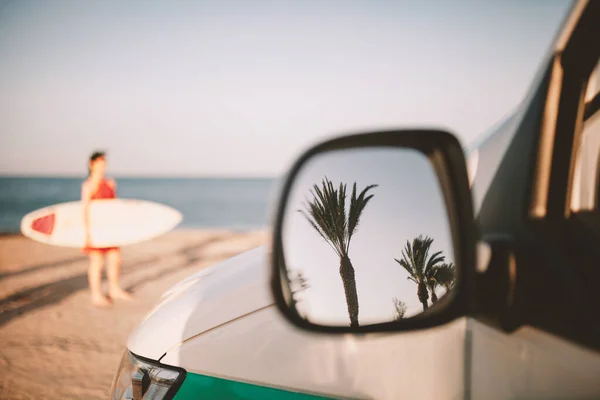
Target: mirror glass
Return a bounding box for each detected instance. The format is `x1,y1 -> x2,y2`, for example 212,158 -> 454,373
280,147 -> 457,328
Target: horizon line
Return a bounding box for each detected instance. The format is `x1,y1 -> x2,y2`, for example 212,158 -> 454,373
0,173 -> 280,179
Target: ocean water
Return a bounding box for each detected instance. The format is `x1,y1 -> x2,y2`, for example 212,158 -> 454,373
0,177 -> 278,233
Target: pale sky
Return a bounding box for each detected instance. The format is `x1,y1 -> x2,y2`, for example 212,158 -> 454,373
282,147 -> 454,325
0,0 -> 573,177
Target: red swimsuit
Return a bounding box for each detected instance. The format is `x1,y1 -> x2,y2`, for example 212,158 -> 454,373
82,179 -> 119,254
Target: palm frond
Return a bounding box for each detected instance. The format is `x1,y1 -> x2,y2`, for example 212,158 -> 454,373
298,209 -> 342,257
412,235 -> 433,277
301,177 -> 376,258
347,183 -> 378,248
397,235 -> 448,284
396,234 -> 450,310
398,239 -> 421,280
425,250 -> 445,272
321,178 -> 346,254
432,262 -> 456,288
304,178 -> 344,253
394,257 -> 417,280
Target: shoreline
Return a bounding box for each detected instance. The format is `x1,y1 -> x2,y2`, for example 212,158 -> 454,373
0,225 -> 269,236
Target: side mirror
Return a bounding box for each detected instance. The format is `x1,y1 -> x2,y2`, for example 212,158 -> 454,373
270,129 -> 477,333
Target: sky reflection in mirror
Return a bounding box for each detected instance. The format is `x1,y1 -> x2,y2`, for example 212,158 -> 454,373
282,147 -> 455,327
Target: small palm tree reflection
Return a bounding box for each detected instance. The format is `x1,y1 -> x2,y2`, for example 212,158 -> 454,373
395,236 -> 457,310
395,235 -> 444,311
392,297 -> 407,321
427,262 -> 456,303
287,270 -> 310,318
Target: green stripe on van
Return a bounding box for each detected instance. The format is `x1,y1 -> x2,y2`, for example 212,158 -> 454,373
173,371 -> 337,400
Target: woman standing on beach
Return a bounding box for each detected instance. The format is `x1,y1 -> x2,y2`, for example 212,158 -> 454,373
82,151 -> 132,307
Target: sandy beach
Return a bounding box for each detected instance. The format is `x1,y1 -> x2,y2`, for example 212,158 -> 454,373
0,229 -> 268,399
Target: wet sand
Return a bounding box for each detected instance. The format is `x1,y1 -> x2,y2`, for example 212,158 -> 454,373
0,229 -> 268,399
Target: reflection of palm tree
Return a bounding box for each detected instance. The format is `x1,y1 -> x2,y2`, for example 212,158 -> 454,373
392,297 -> 407,321
289,271 -> 310,305
300,177 -> 377,327
425,266 -> 441,303
395,235 -> 444,311
425,263 -> 455,303
432,263 -> 456,294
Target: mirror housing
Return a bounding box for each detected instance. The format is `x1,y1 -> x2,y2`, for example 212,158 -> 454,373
270,129 -> 477,334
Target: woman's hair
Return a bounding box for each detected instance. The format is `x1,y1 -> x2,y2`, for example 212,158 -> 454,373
88,151 -> 106,176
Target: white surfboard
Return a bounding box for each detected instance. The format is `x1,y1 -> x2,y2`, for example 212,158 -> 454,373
20,199 -> 183,248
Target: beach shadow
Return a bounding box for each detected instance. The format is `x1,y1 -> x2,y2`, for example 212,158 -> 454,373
0,236 -> 235,327
0,256 -> 88,280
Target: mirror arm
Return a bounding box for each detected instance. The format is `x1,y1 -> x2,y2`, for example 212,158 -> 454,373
471,238 -> 520,332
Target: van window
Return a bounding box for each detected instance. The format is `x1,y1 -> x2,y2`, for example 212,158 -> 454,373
570,58 -> 600,212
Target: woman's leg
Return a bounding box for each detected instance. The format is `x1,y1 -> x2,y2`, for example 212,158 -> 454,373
88,251 -> 111,307
107,248 -> 133,300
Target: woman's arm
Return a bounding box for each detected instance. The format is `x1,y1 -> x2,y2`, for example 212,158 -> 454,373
107,178 -> 117,195
82,181 -> 92,247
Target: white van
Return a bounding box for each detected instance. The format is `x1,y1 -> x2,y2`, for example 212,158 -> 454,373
110,1 -> 600,398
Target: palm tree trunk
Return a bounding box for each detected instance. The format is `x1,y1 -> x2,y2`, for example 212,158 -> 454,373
418,281 -> 429,311
339,256 -> 359,327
